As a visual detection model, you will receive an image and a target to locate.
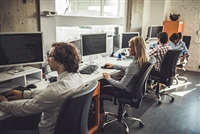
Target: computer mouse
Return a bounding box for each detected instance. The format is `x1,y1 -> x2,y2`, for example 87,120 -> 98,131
101,65 -> 107,69
101,65 -> 112,69
26,84 -> 37,89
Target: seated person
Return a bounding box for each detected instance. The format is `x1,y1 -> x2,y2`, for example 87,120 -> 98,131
147,32 -> 172,88
0,42 -> 85,134
99,36 -> 156,115
168,32 -> 189,63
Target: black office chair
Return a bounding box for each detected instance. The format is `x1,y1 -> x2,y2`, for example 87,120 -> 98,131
54,80 -> 98,134
150,49 -> 182,105
175,35 -> 191,83
100,62 -> 154,134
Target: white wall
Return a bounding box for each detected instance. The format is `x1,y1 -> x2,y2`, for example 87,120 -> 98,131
40,0 -> 57,55
141,0 -> 171,38
149,0 -> 165,25
141,0 -> 152,38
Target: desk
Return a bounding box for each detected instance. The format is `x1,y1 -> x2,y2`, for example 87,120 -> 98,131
0,57 -> 131,132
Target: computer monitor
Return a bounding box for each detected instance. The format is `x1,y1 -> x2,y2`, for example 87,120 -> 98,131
121,32 -> 139,48
147,25 -> 163,40
81,33 -> 107,56
70,39 -> 82,55
113,34 -> 120,54
70,39 -> 83,62
0,32 -> 44,70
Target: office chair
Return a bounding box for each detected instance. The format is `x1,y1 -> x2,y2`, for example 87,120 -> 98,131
100,62 -> 154,134
149,49 -> 182,105
54,80 -> 98,134
175,35 -> 191,83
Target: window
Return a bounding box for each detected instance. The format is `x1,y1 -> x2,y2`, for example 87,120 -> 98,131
55,0 -> 124,17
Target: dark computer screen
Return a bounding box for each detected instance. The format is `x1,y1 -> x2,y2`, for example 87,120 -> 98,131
147,25 -> 163,39
121,32 -> 139,48
113,34 -> 120,53
0,32 -> 44,68
81,33 -> 107,56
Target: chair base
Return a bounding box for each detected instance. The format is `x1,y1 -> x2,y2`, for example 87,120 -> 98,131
146,83 -> 174,105
156,88 -> 175,105
101,111 -> 144,134
174,72 -> 188,85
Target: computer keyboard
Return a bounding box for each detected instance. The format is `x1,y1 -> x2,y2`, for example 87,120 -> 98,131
80,65 -> 98,74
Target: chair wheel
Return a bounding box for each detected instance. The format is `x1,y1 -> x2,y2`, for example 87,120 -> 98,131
139,122 -> 144,127
124,112 -> 128,117
158,101 -> 161,105
170,97 -> 174,102
173,79 -> 178,85
103,115 -> 107,122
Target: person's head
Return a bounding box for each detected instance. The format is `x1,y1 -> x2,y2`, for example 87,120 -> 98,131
157,32 -> 168,44
169,33 -> 179,44
47,42 -> 81,73
128,36 -> 149,68
177,32 -> 182,40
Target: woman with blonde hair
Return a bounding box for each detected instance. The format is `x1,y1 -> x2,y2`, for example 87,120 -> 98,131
100,36 -> 155,114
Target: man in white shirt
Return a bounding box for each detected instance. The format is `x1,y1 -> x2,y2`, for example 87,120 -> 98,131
0,42 -> 85,134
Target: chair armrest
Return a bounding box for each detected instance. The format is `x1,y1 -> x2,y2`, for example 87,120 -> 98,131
102,85 -> 115,89
101,85 -> 121,105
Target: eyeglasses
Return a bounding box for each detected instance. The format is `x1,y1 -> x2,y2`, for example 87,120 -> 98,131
46,51 -> 54,58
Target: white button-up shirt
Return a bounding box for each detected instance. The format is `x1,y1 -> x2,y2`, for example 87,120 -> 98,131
0,71 -> 85,134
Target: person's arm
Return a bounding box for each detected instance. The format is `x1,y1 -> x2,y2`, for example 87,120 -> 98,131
148,47 -> 157,57
167,41 -> 173,48
106,61 -> 140,89
0,95 -> 8,102
23,88 -> 44,99
0,86 -> 59,116
180,54 -> 188,62
113,64 -> 127,71
149,56 -> 156,64
180,42 -> 189,62
4,88 -> 43,100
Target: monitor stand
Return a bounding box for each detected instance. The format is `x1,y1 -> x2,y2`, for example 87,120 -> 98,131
89,55 -> 96,64
88,54 -> 103,65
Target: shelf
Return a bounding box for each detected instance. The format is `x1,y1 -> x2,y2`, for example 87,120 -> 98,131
0,66 -> 42,91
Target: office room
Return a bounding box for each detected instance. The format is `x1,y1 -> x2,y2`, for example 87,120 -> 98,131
0,0 -> 200,134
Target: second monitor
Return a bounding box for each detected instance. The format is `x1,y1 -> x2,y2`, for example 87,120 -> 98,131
81,33 -> 107,56
121,32 -> 139,48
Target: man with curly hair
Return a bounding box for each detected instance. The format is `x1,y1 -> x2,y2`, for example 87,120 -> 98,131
0,42 -> 85,134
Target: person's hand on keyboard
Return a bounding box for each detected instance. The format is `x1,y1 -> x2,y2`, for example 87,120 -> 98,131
4,90 -> 23,100
0,95 -> 8,103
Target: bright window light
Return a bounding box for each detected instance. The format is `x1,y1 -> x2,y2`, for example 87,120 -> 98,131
88,6 -> 100,11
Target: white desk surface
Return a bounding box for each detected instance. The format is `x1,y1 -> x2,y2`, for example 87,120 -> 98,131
0,57 -> 132,121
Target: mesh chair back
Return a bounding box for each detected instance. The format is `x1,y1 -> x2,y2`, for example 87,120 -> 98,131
54,80 -> 98,134
182,36 -> 191,50
128,62 -> 154,99
160,49 -> 182,79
